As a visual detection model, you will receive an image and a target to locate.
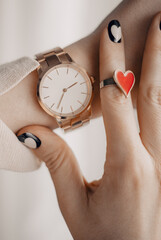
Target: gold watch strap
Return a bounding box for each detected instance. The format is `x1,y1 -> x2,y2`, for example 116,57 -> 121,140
57,105 -> 91,131
36,47 -> 73,73
36,47 -> 92,131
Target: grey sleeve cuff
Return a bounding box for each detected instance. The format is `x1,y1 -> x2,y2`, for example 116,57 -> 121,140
0,57 -> 40,96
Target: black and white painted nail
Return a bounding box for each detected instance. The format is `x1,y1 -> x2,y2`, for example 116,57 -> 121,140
17,132 -> 41,149
108,20 -> 122,43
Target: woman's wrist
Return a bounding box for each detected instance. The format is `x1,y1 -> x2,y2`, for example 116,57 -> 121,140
0,70 -> 59,133
1,0 -> 161,133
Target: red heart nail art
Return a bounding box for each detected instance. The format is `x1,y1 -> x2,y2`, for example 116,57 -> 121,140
113,70 -> 135,97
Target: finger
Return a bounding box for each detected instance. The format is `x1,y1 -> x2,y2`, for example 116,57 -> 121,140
138,12 -> 161,158
99,20 -> 139,163
16,125 -> 87,225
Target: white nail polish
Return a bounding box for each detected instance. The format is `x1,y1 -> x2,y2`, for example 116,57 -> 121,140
17,132 -> 41,149
108,20 -> 122,43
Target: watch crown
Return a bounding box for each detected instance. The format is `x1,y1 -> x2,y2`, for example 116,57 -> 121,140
90,76 -> 95,84
87,105 -> 92,113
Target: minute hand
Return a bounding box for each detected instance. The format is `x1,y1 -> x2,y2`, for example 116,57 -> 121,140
57,92 -> 65,109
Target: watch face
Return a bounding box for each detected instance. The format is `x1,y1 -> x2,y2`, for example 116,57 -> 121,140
38,64 -> 93,118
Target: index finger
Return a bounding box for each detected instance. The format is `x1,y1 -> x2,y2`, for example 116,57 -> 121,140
99,20 -> 139,163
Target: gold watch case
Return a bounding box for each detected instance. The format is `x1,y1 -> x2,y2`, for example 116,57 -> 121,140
37,62 -> 95,123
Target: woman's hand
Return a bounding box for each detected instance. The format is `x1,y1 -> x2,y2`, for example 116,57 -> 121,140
16,13 -> 161,240
1,0 -> 161,133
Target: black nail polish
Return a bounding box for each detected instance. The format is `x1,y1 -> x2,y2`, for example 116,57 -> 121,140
17,132 -> 41,149
160,21 -> 161,30
108,20 -> 122,43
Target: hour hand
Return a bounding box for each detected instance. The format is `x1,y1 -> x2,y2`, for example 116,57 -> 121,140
66,82 -> 78,89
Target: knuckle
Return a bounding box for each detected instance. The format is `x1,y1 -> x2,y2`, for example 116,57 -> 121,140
123,158 -> 154,190
106,145 -> 156,192
44,139 -> 70,173
143,85 -> 161,106
108,149 -> 146,189
128,161 -> 155,190
109,143 -> 138,170
127,163 -> 143,189
110,162 -> 143,191
144,40 -> 161,58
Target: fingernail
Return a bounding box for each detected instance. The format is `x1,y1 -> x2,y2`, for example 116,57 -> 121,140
17,132 -> 41,149
160,21 -> 161,30
108,20 -> 122,43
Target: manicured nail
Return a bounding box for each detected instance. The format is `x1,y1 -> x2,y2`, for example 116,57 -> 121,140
160,21 -> 161,30
17,132 -> 41,149
108,20 -> 122,43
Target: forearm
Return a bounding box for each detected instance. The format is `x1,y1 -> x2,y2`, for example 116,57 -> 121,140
0,0 -> 160,133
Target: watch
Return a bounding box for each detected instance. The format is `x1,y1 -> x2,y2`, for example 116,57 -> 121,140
35,47 -> 95,131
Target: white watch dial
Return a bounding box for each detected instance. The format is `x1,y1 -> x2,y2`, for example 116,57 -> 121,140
38,64 -> 92,117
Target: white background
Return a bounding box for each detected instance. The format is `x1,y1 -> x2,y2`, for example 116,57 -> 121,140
0,0 -> 121,239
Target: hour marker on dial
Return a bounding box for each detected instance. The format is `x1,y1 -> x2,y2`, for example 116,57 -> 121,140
50,103 -> 55,108
77,100 -> 85,106
70,105 -> 74,114
44,96 -> 49,99
75,72 -> 79,78
47,76 -> 52,80
81,92 -> 89,95
80,82 -> 86,85
61,107 -> 63,113
43,86 -> 49,88
56,69 -> 59,75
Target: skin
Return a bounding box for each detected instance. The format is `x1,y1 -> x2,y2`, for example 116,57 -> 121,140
1,0 -> 161,132
1,0 -> 161,238
17,12 -> 161,240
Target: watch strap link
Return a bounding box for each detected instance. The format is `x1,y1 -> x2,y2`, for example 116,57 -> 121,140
36,47 -> 73,73
57,106 -> 91,132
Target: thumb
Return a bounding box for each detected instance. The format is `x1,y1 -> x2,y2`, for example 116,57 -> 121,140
16,125 -> 87,224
